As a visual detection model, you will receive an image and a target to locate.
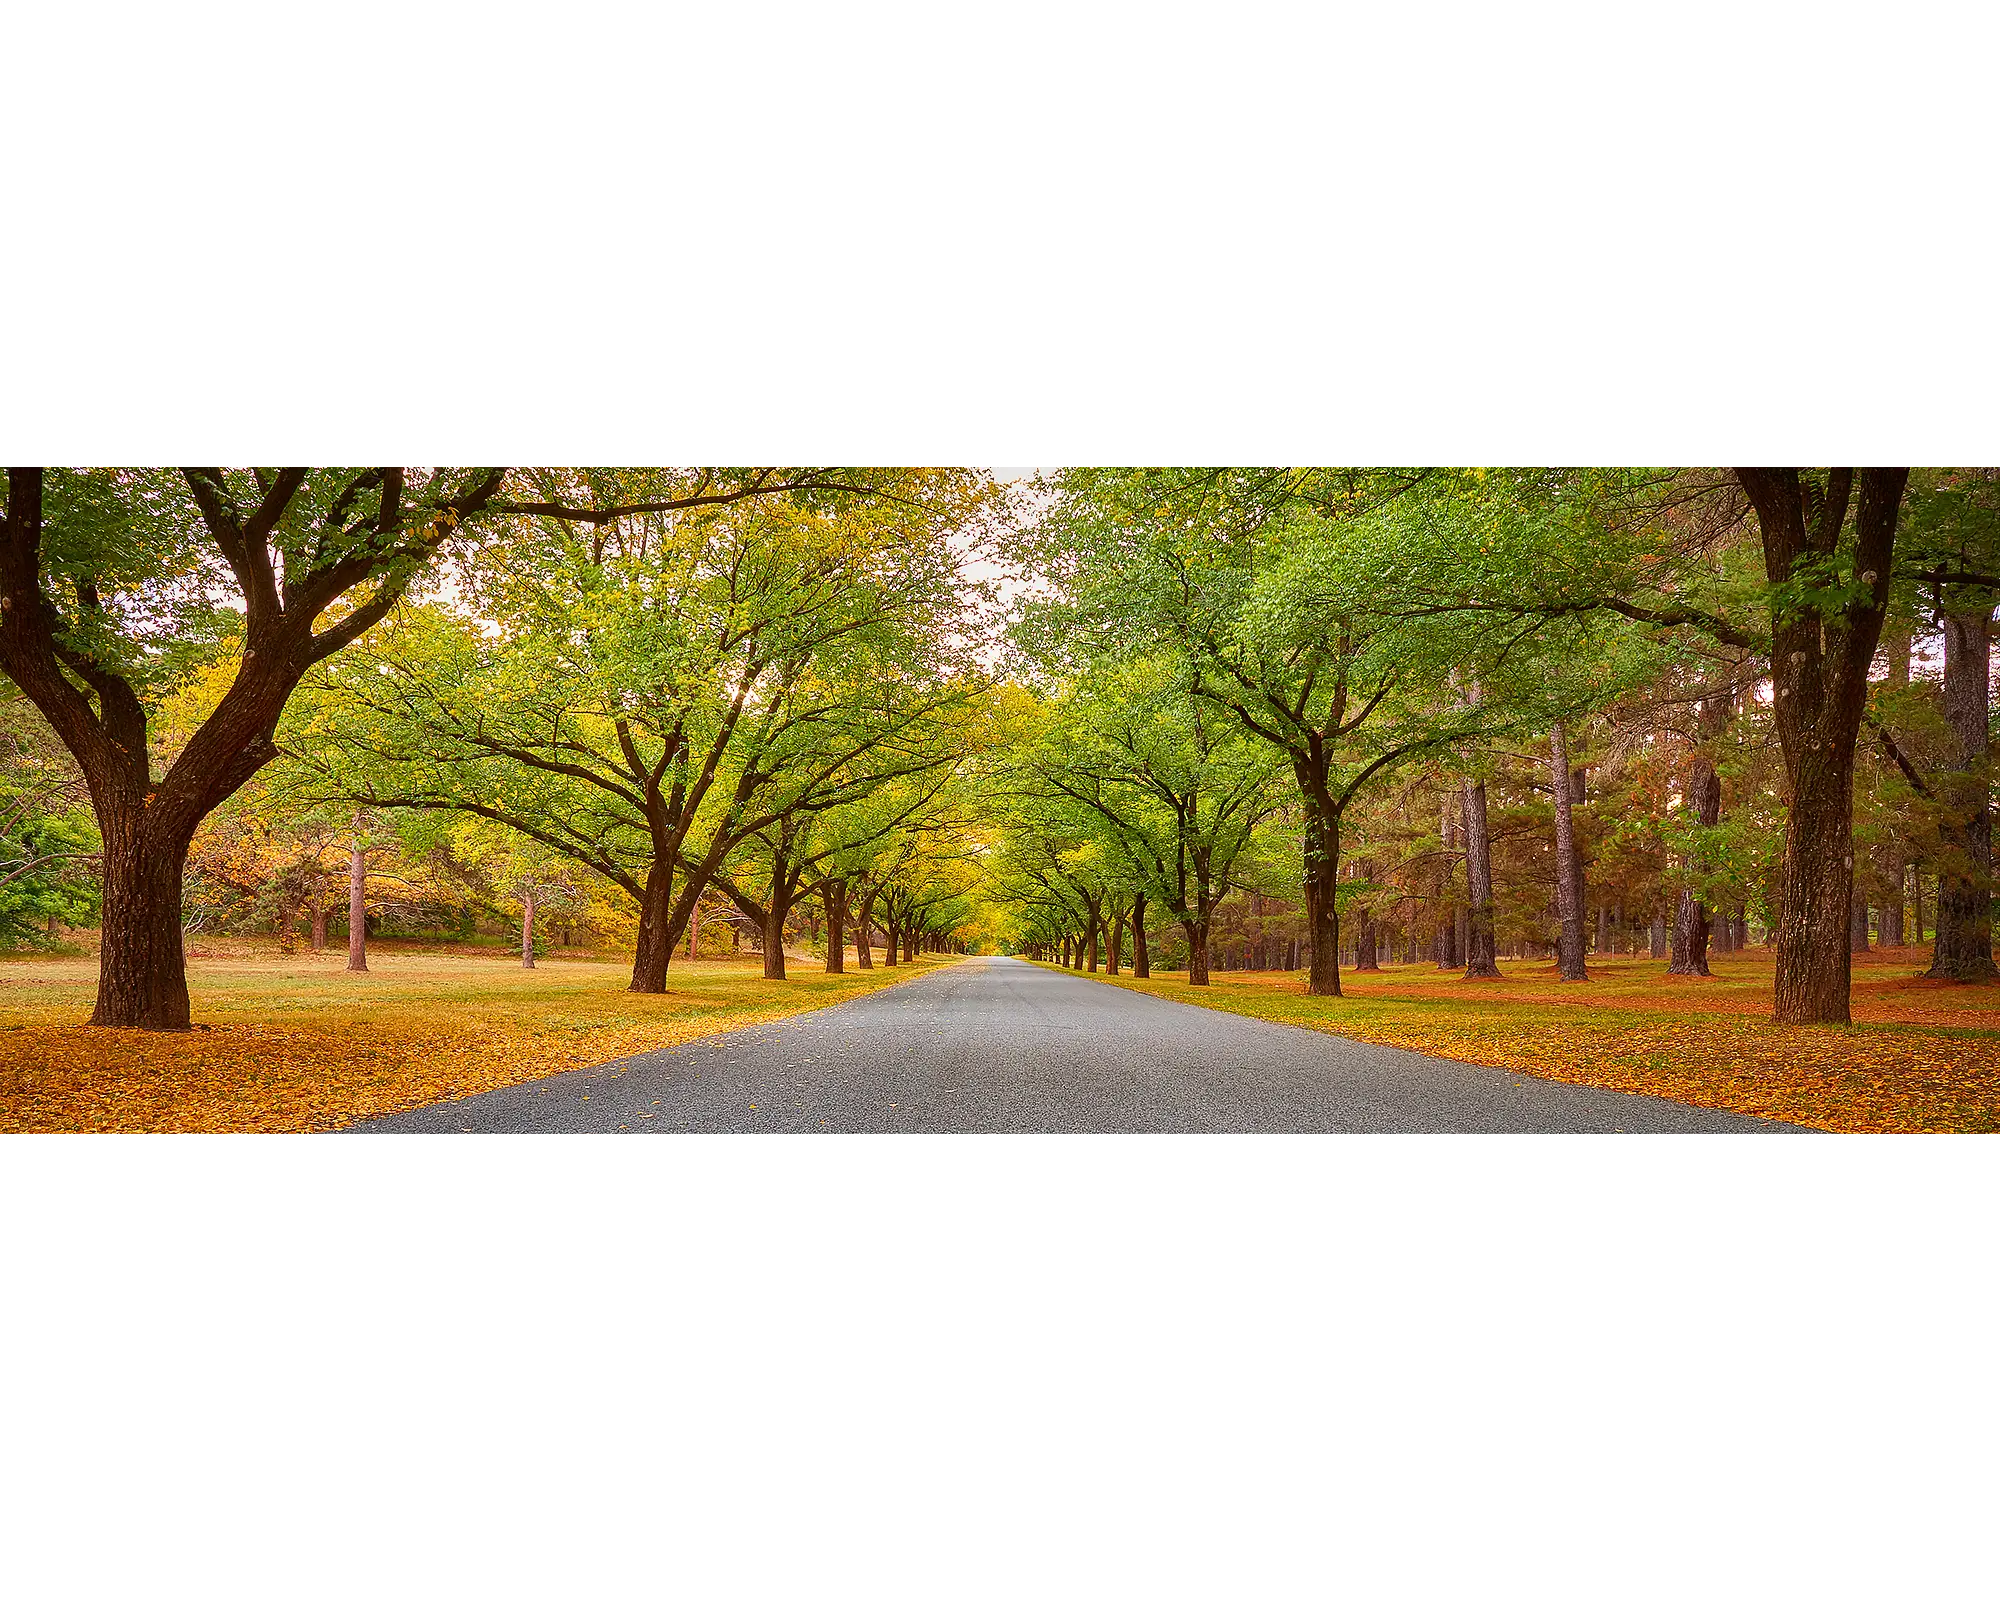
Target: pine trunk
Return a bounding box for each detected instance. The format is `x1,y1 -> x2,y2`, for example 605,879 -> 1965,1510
1462,777 -> 1500,978
1928,603 -> 1997,980
1550,724 -> 1588,981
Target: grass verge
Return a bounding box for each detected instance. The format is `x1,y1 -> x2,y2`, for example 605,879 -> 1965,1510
1037,949 -> 2000,1134
0,951 -> 959,1134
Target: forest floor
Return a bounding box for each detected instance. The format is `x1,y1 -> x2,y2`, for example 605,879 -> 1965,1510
0,948 -> 958,1134
1051,946 -> 2000,1133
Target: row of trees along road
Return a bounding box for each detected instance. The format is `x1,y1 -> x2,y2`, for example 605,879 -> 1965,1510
3,466 -> 1995,1029
0,468 -> 1000,1026
989,469 -> 1999,1024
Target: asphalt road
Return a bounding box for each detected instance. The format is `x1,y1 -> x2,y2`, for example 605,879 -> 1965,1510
347,954 -> 1805,1134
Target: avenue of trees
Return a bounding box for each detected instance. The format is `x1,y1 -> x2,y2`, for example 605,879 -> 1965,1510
985,469 -> 2000,1025
2,466 -> 1995,1029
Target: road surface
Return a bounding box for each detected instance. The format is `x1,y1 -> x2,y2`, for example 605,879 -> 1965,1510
347,954 -> 1804,1134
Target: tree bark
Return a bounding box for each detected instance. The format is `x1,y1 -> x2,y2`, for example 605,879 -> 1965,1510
1774,738 -> 1863,1017
310,905 -> 329,953
764,903 -> 789,979
1131,893 -> 1150,978
1300,779 -> 1343,996
1878,880 -> 1904,947
90,812 -> 195,1028
1850,896 -> 1870,954
822,880 -> 847,974
855,888 -> 876,968
1185,919 -> 1210,986
1669,695 -> 1726,976
1462,777 -> 1500,978
1550,725 -> 1588,981
1928,603 -> 1997,980
1737,467 -> 1906,1023
346,830 -> 369,974
1878,622 -> 1911,949
629,865 -> 676,993
1106,908 -> 1123,976
520,886 -> 536,969
1354,900 -> 1380,971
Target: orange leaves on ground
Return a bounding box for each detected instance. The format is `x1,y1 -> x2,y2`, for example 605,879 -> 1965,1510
0,952 -> 956,1134
1063,951 -> 2000,1134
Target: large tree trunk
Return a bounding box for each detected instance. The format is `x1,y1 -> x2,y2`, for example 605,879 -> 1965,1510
1185,919 -> 1211,986
1649,908 -> 1668,959
1106,908 -> 1123,976
1462,777 -> 1500,978
1850,897 -> 1871,954
1738,467 -> 1905,1023
1550,725 -> 1588,981
1928,603 -> 1997,980
903,926 -> 917,963
1774,741 -> 1862,1018
346,832 -> 369,974
90,810 -> 194,1029
629,867 -> 676,993
764,904 -> 789,979
310,904 -> 329,953
883,918 -> 899,966
1300,777 -> 1343,997
521,887 -> 536,969
1131,893 -> 1150,978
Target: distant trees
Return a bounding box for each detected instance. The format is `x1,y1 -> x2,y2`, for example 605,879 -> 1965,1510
992,661 -> 1279,985
0,697 -> 99,944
